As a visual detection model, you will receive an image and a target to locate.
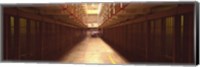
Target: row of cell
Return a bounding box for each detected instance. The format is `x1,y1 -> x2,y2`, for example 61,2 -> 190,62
101,12 -> 194,64
3,15 -> 86,61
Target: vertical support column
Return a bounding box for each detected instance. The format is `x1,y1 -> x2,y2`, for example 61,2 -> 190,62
184,12 -> 194,63
41,22 -> 45,60
37,21 -> 42,60
161,18 -> 167,62
187,12 -> 194,63
3,14 -> 9,60
14,14 -> 20,60
26,19 -> 31,60
175,14 -> 182,63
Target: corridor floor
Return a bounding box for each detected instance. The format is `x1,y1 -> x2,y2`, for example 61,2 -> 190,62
61,36 -> 128,64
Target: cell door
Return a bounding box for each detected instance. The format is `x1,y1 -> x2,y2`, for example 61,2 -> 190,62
18,18 -> 29,60
3,15 -> 20,60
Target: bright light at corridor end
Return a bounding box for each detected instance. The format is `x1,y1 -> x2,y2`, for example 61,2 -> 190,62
87,23 -> 99,28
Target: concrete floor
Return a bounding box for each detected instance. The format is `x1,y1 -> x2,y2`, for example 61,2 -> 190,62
61,36 -> 128,64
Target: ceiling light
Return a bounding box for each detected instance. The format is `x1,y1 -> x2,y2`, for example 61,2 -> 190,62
83,3 -> 102,15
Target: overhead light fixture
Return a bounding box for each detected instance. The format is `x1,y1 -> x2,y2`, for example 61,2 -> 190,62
87,23 -> 99,28
87,23 -> 92,27
97,3 -> 102,15
120,3 -> 123,8
93,23 -> 99,27
83,3 -> 102,15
